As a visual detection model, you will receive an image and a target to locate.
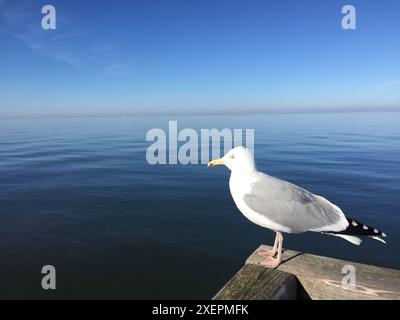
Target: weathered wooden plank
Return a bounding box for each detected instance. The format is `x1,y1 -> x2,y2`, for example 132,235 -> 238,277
213,264 -> 298,300
246,245 -> 400,300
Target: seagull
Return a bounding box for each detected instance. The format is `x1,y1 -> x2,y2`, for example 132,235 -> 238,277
208,146 -> 387,268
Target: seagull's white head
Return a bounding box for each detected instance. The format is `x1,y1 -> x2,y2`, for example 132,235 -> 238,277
207,146 -> 256,173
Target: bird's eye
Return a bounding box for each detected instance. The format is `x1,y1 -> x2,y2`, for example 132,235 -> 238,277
229,154 -> 235,159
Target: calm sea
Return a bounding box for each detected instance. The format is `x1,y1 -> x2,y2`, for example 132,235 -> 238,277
0,112 -> 399,299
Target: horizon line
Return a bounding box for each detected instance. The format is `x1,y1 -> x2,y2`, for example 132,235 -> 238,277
1,106 -> 400,119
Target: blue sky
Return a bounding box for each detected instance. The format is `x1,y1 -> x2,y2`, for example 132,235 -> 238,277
0,0 -> 399,117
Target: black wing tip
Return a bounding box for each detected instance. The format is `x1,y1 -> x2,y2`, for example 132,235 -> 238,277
333,218 -> 387,238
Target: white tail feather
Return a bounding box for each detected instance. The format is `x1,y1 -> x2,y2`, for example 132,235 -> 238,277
371,236 -> 387,244
323,233 -> 362,245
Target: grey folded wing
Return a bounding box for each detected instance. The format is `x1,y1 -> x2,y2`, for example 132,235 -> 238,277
243,173 -> 348,233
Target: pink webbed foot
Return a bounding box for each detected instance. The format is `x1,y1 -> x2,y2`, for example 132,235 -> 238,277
259,231 -> 284,268
260,256 -> 281,269
256,248 -> 277,257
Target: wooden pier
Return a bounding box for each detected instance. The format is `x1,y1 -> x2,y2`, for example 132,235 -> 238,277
213,245 -> 400,300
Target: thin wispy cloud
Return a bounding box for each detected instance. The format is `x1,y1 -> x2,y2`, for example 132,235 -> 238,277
378,81 -> 400,89
0,0 -> 128,73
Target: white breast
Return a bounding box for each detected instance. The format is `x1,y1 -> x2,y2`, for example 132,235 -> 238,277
229,173 -> 292,233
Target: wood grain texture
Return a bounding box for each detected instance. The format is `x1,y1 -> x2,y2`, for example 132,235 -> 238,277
213,264 -> 298,300
246,245 -> 400,300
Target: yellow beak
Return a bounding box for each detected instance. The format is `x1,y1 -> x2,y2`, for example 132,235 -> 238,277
207,158 -> 225,167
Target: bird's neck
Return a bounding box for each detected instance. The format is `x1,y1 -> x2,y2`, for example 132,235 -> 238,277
230,166 -> 257,180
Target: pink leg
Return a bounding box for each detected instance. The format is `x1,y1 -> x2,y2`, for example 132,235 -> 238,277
256,232 -> 279,257
261,232 -> 283,268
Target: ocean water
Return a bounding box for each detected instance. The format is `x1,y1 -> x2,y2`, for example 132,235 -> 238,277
0,112 -> 399,299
